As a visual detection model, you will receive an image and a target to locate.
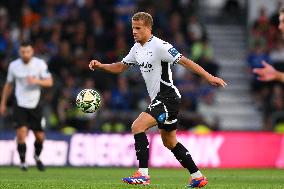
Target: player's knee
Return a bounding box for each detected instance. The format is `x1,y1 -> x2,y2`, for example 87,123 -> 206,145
17,130 -> 27,142
34,133 -> 45,142
162,140 -> 176,150
35,138 -> 44,143
17,135 -> 26,143
162,136 -> 178,150
131,123 -> 145,134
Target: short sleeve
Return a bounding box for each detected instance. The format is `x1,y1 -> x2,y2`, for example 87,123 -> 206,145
6,64 -> 14,83
160,42 -> 182,65
122,45 -> 137,66
40,61 -> 52,79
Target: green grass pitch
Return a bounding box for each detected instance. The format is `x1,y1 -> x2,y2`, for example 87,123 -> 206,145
0,167 -> 284,189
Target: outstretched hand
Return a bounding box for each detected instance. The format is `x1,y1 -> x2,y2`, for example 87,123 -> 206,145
207,75 -> 227,87
89,60 -> 102,71
253,61 -> 277,81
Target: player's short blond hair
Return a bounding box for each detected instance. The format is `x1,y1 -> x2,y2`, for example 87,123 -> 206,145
280,7 -> 284,14
132,12 -> 153,28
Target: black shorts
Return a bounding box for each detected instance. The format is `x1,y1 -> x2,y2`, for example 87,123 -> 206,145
145,95 -> 181,132
13,105 -> 44,131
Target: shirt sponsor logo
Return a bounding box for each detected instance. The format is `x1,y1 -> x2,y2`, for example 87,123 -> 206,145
138,61 -> 154,72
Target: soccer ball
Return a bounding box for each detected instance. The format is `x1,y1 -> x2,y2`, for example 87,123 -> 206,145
76,89 -> 101,113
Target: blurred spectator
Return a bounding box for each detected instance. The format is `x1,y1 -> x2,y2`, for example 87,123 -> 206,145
191,37 -> 219,76
247,41 -> 272,109
191,38 -> 213,62
113,35 -> 129,61
40,7 -> 57,31
22,6 -> 41,30
101,114 -> 126,133
270,0 -> 283,28
0,1 -> 23,24
254,7 -> 270,35
167,12 -> 182,41
110,76 -> 133,111
249,26 -> 267,50
197,86 -> 219,131
114,0 -> 136,24
186,15 -> 204,43
48,40 -> 73,77
176,71 -> 199,112
172,32 -> 190,56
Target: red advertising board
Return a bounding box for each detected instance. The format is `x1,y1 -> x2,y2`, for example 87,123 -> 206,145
150,132 -> 284,168
0,132 -> 283,168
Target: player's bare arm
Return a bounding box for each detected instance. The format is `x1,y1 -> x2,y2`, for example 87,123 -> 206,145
178,56 -> 227,87
252,10 -> 284,83
253,61 -> 284,82
89,60 -> 129,74
0,82 -> 13,115
26,76 -> 53,87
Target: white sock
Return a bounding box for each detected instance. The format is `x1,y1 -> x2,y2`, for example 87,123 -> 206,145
191,170 -> 202,179
138,168 -> 149,176
20,162 -> 28,167
34,155 -> 40,161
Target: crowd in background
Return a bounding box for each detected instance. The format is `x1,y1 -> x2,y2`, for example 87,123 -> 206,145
0,0 -> 220,134
247,2 -> 284,132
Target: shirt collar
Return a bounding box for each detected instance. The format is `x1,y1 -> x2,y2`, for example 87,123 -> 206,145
147,35 -> 154,42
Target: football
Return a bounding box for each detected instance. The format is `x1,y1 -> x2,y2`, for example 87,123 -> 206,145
76,89 -> 101,113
